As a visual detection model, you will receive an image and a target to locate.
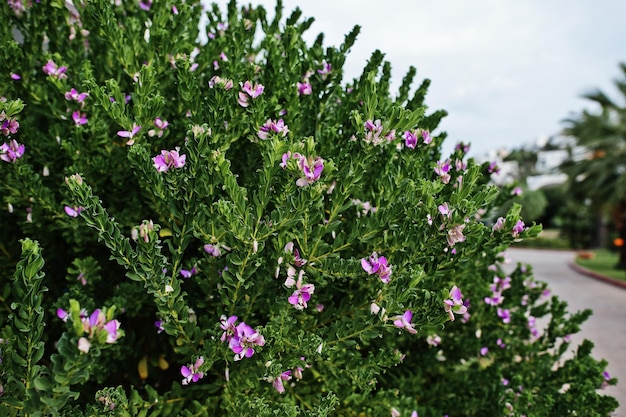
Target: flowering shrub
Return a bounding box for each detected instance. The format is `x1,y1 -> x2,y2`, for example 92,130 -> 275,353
0,1 -> 618,416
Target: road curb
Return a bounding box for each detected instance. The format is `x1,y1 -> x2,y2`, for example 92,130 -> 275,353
568,261 -> 626,290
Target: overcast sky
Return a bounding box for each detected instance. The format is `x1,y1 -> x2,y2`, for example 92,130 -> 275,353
211,1 -> 626,157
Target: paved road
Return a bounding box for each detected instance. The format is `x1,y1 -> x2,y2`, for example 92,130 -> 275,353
507,248 -> 625,417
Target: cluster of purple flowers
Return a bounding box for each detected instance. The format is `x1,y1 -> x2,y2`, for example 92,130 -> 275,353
257,118 -> 289,140
363,119 -> 395,145
285,268 -> 315,310
152,147 -> 186,172
181,356 -> 204,385
280,151 -> 324,187
271,359 -> 309,393
57,307 -> 122,354
0,139 -> 24,163
42,59 -> 67,79
361,251 -> 392,283
403,128 -> 431,149
277,242 -> 314,310
220,315 -> 265,361
1,112 -> 23,163
484,275 -> 511,306
238,80 -> 264,107
443,286 -> 467,321
392,310 -> 417,334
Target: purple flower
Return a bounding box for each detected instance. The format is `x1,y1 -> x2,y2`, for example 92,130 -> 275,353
229,322 -> 266,361
295,154 -> 324,187
438,203 -> 451,218
403,130 -> 417,149
296,81 -> 312,95
420,129 -> 432,144
148,117 -> 169,137
139,0 -> 152,10
220,315 -> 238,342
403,128 -> 431,148
361,251 -> 392,283
512,186 -> 522,196
497,308 -> 511,324
317,60 -> 332,77
117,124 -> 141,145
181,356 -> 204,385
272,370 -> 292,393
64,205 -> 84,217
152,147 -> 186,172
1,115 -> 19,136
72,111 -> 87,126
154,320 -> 164,333
180,267 -> 198,278
257,118 -> 289,140
492,217 -> 505,232
238,80 -> 264,107
209,75 -> 234,90
488,161 -> 500,174
435,160 -> 451,184
285,269 -> 315,310
57,308 -> 69,322
65,88 -> 89,103
10,73 -> 21,80
42,59 -> 67,79
480,346 -> 489,356
364,119 -> 384,144
204,244 -> 222,257
512,220 -> 525,237
446,224 -> 466,247
0,139 -> 25,163
444,286 -> 467,321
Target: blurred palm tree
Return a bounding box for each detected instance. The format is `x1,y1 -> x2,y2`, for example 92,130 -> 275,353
561,63 -> 626,267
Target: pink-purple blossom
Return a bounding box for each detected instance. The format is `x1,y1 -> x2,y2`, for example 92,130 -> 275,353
209,75 -> 234,90
296,81 -> 312,95
364,119 -> 384,144
492,217 -> 505,232
152,148 -> 186,172
220,315 -> 265,361
393,310 -> 417,334
295,154 -> 324,187
72,110 -> 87,126
181,356 -> 204,385
444,286 -> 467,321
1,115 -> 19,136
285,269 -> 315,310
64,205 -> 84,217
497,308 -> 511,324
65,88 -> 89,104
148,117 -> 169,138
180,267 -> 198,278
446,224 -> 466,247
512,220 -> 525,237
42,59 -> 67,79
361,251 -> 392,283
238,80 -> 264,107
435,160 -> 451,184
403,128 -> 431,149
317,60 -> 332,77
117,124 -> 141,145
204,243 -> 222,257
0,139 -> 25,163
257,118 -> 289,140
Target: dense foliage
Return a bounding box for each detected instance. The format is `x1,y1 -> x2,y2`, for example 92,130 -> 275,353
0,1 -> 618,415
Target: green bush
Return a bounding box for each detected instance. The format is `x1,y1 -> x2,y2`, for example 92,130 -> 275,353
0,1 -> 617,416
